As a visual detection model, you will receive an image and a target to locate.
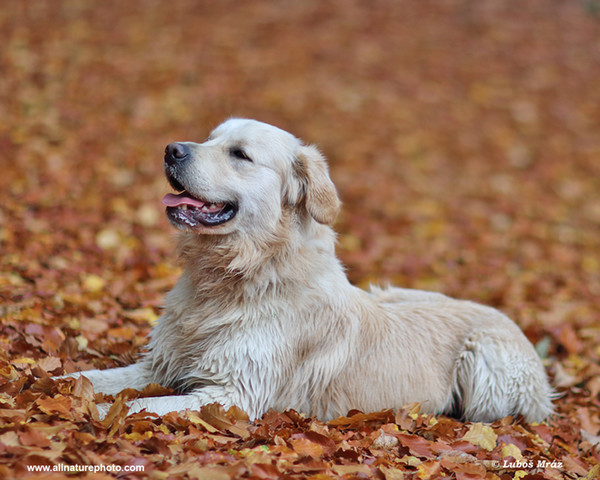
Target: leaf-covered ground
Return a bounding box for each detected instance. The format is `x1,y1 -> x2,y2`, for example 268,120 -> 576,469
1,1 -> 600,478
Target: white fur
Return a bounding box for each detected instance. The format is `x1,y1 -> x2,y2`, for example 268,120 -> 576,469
66,119 -> 554,422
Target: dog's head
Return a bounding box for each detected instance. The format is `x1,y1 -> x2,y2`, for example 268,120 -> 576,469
162,119 -> 340,237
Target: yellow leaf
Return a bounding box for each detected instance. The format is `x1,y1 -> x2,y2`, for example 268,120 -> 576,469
75,335 -> 88,351
157,423 -> 171,435
501,442 -> 523,461
12,357 -> 37,364
407,403 -> 422,420
123,307 -> 159,325
0,273 -> 26,286
96,228 -> 120,250
82,274 -> 105,293
416,460 -> 442,479
107,327 -> 134,340
0,396 -> 16,408
124,430 -> 153,441
586,465 -> 600,480
514,471 -> 528,480
462,423 -> 497,451
401,455 -> 422,467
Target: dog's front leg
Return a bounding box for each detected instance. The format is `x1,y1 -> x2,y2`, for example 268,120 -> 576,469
125,394 -> 206,416
99,387 -> 236,419
61,363 -> 152,396
95,395 -> 202,420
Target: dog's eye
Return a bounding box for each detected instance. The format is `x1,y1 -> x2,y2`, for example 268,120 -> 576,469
230,148 -> 252,162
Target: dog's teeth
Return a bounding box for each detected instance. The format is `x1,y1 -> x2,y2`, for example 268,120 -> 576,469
178,202 -> 225,213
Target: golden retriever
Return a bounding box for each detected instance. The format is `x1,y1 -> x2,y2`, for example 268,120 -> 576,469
66,118 -> 554,422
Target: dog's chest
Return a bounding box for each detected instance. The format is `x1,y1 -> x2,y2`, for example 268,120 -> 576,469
148,305 -> 291,393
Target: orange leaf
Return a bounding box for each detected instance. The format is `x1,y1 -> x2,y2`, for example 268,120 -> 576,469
289,436 -> 324,458
397,433 -> 434,458
18,429 -> 51,448
35,395 -> 72,418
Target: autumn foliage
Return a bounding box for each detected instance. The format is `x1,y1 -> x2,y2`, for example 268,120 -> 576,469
1,1 -> 600,479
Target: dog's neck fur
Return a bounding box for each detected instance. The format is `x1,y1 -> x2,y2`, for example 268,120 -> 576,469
174,211 -> 344,303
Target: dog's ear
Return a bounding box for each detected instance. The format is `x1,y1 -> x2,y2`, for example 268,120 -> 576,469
292,145 -> 341,225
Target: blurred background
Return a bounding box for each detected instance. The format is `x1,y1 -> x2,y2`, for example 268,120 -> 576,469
1,1 -> 599,357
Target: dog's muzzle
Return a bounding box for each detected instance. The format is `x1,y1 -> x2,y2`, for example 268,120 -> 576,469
162,143 -> 238,229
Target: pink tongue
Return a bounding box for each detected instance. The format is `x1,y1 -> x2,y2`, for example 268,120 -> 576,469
162,193 -> 207,208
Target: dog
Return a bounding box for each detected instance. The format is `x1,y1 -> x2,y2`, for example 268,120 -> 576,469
64,118 -> 554,423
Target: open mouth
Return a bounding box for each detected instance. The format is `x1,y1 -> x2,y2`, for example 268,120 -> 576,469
162,192 -> 237,228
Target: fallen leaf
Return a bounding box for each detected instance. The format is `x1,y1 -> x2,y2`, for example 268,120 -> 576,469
501,442 -> 523,461
18,429 -> 51,448
461,423 -> 497,451
82,274 -> 106,293
35,395 -> 73,418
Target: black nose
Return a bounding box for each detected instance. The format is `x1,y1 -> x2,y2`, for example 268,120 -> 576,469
164,143 -> 190,166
